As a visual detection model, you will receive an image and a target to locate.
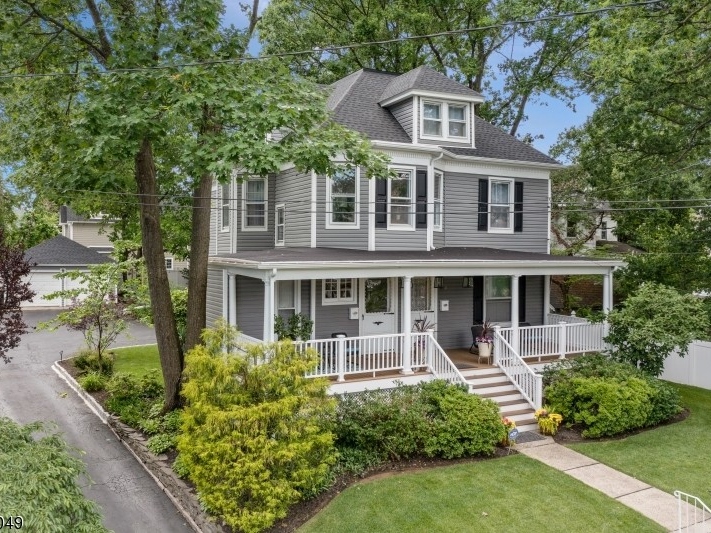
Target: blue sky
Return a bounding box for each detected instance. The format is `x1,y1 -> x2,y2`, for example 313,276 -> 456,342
223,2 -> 594,157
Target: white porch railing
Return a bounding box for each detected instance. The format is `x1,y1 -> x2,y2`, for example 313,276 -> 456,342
499,318 -> 607,361
493,327 -> 543,410
297,332 -> 468,388
675,491 -> 711,532
427,335 -> 469,389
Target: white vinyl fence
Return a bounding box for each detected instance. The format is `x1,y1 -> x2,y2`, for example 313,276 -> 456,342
662,341 -> 711,391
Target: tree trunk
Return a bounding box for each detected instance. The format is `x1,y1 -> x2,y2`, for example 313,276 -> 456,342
184,171 -> 212,353
135,138 -> 183,411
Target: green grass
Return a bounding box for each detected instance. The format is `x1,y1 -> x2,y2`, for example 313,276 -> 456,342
570,384 -> 711,498
299,455 -> 664,533
111,344 -> 162,384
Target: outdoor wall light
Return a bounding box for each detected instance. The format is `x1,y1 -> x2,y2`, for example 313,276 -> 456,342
462,276 -> 474,288
434,277 -> 444,289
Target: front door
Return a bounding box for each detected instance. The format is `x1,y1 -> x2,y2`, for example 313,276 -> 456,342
360,278 -> 397,336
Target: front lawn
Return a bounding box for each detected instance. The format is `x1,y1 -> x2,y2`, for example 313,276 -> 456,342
299,454 -> 664,533
111,344 -> 162,384
570,384 -> 711,498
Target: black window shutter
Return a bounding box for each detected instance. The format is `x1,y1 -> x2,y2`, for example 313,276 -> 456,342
478,179 -> 488,231
375,179 -> 387,228
514,181 -> 524,233
416,170 -> 427,228
518,276 -> 526,323
472,276 -> 484,323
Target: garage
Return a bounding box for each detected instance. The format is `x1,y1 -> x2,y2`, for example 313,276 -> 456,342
23,235 -> 112,308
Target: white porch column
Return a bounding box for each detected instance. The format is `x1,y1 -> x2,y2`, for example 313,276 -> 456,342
401,275 -> 413,374
603,269 -> 614,314
310,279 -> 317,340
228,274 -> 237,327
543,275 -> 551,325
263,278 -> 271,342
511,274 -> 520,354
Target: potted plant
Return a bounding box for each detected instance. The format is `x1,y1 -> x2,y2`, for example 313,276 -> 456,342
534,406 -> 563,436
475,320 -> 494,358
500,417 -> 517,446
413,315 -> 436,334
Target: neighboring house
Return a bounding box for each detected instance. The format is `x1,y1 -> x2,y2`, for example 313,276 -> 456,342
22,235 -> 112,308
205,66 -> 622,428
59,206 -> 188,287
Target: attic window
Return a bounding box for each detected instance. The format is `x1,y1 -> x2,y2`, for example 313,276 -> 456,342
421,100 -> 469,141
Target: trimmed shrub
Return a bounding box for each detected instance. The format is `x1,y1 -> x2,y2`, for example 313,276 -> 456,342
73,349 -> 114,376
78,371 -> 106,392
178,324 -> 335,533
105,372 -> 164,427
645,378 -> 683,426
547,376 -> 653,438
334,380 -> 505,463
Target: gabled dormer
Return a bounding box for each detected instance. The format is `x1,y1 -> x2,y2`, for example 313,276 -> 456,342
378,66 -> 484,148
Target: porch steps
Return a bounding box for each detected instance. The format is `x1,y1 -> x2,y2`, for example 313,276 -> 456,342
463,367 -> 538,432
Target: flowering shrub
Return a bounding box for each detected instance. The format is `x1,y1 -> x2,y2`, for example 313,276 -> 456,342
500,417 -> 517,446
535,407 -> 563,436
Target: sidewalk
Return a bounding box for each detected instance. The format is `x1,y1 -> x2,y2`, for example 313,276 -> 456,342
517,438 -> 706,532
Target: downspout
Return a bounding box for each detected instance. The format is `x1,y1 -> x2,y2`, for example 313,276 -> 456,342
428,151 -> 445,251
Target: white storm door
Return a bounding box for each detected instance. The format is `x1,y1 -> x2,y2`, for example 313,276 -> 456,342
360,278 -> 397,336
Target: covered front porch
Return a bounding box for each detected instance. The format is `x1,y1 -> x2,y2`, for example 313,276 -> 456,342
209,246 -> 622,410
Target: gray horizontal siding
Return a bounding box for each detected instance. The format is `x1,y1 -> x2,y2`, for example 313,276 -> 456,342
443,173 -> 548,252
236,275 -> 264,339
389,99 -> 413,140
206,267 -> 223,327
316,173 -> 368,250
275,168 -> 311,248
375,229 -> 427,250
209,186 -> 218,256
236,175 -> 276,251
435,278 -> 473,349
216,180 -> 232,255
313,280 -> 359,338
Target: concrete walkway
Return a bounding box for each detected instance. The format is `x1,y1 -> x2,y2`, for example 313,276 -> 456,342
517,438 -> 709,532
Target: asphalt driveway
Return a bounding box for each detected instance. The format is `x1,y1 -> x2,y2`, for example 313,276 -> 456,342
0,309 -> 191,532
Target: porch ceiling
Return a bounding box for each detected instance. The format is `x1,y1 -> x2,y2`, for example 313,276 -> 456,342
209,247 -> 623,280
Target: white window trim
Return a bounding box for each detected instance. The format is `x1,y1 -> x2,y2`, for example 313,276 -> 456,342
486,276 -> 512,300
241,177 -> 268,232
275,203 -> 285,246
322,278 -> 357,305
277,280 -> 301,315
420,100 -> 471,142
488,177 -> 514,234
434,170 -> 444,232
387,166 -> 416,231
325,166 -> 360,229
165,257 -> 174,270
220,182 -> 230,232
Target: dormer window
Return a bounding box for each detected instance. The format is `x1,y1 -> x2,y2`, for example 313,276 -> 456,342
421,100 -> 469,141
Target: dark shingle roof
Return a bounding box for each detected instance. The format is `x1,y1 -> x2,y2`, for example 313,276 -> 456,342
379,66 -> 483,103
212,246 -> 618,265
327,68 -> 559,165
60,205 -> 86,223
25,235 -> 113,266
327,70 -> 412,143
444,117 -> 559,165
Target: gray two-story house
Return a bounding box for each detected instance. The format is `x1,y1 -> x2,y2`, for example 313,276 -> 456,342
205,66 -> 620,419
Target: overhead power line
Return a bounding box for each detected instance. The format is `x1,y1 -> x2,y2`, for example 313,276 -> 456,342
0,0 -> 664,80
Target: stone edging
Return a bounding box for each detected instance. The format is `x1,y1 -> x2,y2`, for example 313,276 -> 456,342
52,361 -> 222,533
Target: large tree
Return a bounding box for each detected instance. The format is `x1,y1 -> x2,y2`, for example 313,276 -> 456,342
0,1 -> 389,410
558,0 -> 711,295
259,0 -> 592,137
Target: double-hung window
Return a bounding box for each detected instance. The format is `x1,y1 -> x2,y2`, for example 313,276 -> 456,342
275,204 -> 285,245
322,278 -> 356,305
421,101 -> 469,141
327,166 -> 359,227
221,183 -> 230,230
434,171 -> 444,231
165,257 -> 174,270
242,177 -> 267,230
489,178 -> 514,232
277,280 -> 299,320
389,168 -> 414,228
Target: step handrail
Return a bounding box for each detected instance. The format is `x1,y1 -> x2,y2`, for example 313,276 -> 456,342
427,334 -> 469,389
493,326 -> 543,410
675,490 -> 711,532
